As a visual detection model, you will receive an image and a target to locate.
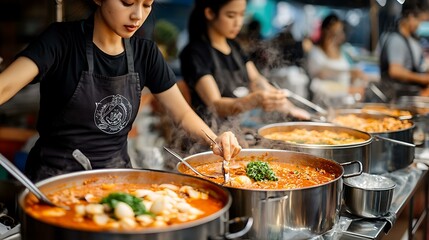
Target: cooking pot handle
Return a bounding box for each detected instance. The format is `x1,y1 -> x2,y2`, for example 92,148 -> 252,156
223,217 -> 254,239
260,194 -> 289,203
340,161 -> 363,178
374,135 -> 416,148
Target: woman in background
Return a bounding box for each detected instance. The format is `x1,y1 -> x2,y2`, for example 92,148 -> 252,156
179,0 -> 310,127
307,14 -> 367,104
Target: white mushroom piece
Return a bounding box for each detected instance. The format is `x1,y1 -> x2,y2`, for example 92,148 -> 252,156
179,186 -> 208,200
114,202 -> 135,220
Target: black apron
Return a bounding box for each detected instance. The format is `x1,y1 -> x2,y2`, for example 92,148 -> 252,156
378,31 -> 425,101
25,21 -> 141,182
192,43 -> 248,120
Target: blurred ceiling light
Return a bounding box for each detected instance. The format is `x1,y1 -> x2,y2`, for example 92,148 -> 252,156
346,10 -> 362,27
273,2 -> 294,29
376,0 -> 386,6
376,0 -> 405,6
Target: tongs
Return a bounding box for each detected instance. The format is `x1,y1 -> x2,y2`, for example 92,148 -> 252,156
201,130 -> 230,184
272,82 -> 327,115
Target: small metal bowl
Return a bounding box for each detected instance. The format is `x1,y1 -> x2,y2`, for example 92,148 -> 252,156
343,173 -> 396,218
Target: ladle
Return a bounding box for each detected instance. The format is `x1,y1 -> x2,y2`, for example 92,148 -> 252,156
0,153 -> 69,209
163,147 -> 217,179
72,149 -> 93,170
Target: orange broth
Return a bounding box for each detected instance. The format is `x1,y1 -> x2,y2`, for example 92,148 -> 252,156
24,182 -> 223,231
184,154 -> 337,189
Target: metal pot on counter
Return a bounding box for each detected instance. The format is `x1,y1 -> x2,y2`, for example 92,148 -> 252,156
343,173 -> 396,218
18,169 -> 252,240
177,149 -> 362,240
335,102 -> 427,145
327,109 -> 415,173
258,122 -> 372,173
258,109 -> 415,174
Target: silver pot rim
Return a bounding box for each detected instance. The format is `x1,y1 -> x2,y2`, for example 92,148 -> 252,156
258,121 -> 373,149
343,173 -> 396,191
19,168 -> 232,234
327,109 -> 416,134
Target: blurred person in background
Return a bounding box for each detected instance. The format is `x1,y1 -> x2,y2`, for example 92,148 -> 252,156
307,14 -> 368,105
179,0 -> 310,130
377,2 -> 429,101
271,24 -> 313,68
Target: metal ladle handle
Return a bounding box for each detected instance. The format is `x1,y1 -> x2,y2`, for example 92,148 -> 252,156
72,149 -> 93,170
374,135 -> 416,148
163,147 -> 202,176
0,153 -> 57,207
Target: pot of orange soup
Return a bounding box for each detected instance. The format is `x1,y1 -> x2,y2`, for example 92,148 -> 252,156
177,149 -> 362,240
18,169 -> 252,240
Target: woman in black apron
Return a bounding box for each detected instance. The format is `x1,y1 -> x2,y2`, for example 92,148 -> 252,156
0,0 -> 241,182
180,0 -> 310,126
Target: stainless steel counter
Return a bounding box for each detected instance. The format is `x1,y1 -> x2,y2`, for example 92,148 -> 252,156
340,159 -> 428,239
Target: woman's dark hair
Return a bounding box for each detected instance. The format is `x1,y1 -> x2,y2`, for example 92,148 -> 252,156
321,13 -> 341,32
188,0 -> 232,42
83,0 -> 97,12
318,13 -> 343,44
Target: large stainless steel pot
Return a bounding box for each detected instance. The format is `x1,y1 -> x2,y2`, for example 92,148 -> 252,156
259,109 -> 415,173
177,149 -> 362,240
327,109 -> 415,173
18,169 -> 252,240
258,122 -> 372,173
335,103 -> 426,145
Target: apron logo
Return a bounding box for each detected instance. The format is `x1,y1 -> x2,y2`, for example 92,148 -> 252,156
94,94 -> 132,134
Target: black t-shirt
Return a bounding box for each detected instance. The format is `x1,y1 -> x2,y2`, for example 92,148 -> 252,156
180,39 -> 248,88
18,19 -> 176,133
179,39 -> 249,118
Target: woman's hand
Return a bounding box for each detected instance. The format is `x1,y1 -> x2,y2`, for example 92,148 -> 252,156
256,89 -> 287,112
279,99 -> 311,120
289,106 -> 311,120
212,131 -> 241,161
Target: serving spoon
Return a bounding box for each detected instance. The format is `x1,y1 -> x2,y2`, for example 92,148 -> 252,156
0,153 -> 69,210
163,147 -> 217,179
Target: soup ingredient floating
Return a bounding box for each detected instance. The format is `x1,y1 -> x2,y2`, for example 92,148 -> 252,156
246,161 -> 278,181
263,129 -> 366,145
24,182 -> 222,231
